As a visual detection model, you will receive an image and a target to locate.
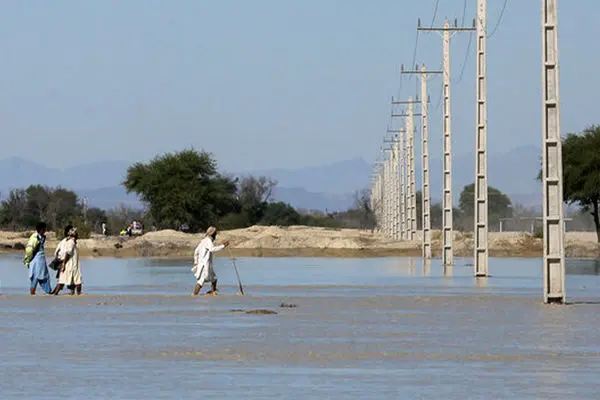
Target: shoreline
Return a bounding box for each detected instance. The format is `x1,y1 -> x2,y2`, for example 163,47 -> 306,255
1,225 -> 599,259
0,246 -> 569,259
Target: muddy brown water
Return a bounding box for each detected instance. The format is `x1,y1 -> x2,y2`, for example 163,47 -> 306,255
1,255 -> 600,399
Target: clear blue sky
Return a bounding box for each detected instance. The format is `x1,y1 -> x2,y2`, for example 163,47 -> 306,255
0,0 -> 597,172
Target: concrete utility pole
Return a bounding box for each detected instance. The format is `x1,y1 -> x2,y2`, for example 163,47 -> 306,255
370,171 -> 378,229
375,164 -> 384,233
418,18 -> 475,266
541,0 -> 565,304
374,154 -> 386,236
392,99 -> 421,241
383,154 -> 392,237
401,64 -> 443,259
383,146 -> 397,238
407,99 -> 417,240
387,128 -> 406,240
474,0 -> 489,277
380,156 -> 388,236
371,162 -> 383,233
393,135 -> 401,240
82,196 -> 89,225
376,171 -> 383,232
384,134 -> 401,240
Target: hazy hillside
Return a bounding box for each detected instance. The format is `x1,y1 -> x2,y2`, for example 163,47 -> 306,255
0,157 -> 129,190
248,157 -> 372,194
0,146 -> 543,211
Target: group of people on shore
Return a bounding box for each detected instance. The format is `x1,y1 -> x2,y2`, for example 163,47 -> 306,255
22,223 -> 230,296
23,222 -> 82,296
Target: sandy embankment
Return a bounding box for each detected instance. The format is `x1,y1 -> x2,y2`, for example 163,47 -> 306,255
0,226 -> 599,259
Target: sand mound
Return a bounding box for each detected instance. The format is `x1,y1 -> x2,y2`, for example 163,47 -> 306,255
1,226 -> 599,258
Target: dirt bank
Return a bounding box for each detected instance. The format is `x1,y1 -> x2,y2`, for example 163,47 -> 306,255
0,226 -> 599,259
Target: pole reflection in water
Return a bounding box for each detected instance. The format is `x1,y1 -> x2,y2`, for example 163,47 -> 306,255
475,276 -> 488,288
409,258 -> 416,276
444,264 -> 453,277
422,258 -> 431,276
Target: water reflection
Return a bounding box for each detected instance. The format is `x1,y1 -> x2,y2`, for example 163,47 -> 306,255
567,259 -> 600,276
1,256 -> 600,399
475,277 -> 489,289
422,258 -> 431,277
408,258 -> 416,276
0,255 -> 600,296
443,264 -> 453,277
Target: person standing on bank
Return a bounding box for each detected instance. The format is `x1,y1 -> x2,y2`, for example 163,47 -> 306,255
191,226 -> 229,296
53,227 -> 82,295
24,222 -> 53,295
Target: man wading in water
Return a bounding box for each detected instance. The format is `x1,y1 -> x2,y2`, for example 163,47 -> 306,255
24,222 -> 53,295
191,226 -> 229,296
53,227 -> 82,295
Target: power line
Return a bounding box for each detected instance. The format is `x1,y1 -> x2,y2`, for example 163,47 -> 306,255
409,30 -> 420,78
395,69 -> 404,100
455,31 -> 473,84
430,0 -> 440,28
487,0 -> 508,39
460,0 -> 468,26
434,86 -> 442,111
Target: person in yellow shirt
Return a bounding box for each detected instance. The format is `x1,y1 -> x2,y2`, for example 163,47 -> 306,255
24,222 -> 53,295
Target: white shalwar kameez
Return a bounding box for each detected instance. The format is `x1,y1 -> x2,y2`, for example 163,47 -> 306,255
191,237 -> 225,286
58,238 -> 81,286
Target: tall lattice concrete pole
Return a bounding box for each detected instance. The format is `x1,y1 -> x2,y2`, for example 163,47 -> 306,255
401,65 -> 443,258
474,0 -> 489,277
542,0 -> 565,303
381,158 -> 388,236
404,109 -> 413,240
388,151 -> 396,240
392,100 -> 421,241
371,167 -> 381,232
383,155 -> 392,236
407,99 -> 417,240
375,166 -> 383,232
377,171 -> 383,232
418,19 -> 474,266
414,21 -> 459,262
441,21 -> 453,265
421,69 -> 432,258
385,148 -> 395,237
387,128 -> 406,241
398,133 -> 407,240
384,135 -> 401,240
393,136 -> 401,240
379,160 -> 385,234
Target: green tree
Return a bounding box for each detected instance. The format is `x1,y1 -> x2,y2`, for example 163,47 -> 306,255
23,185 -> 52,227
0,189 -> 27,230
86,207 -> 108,233
415,190 -> 422,230
46,187 -> 81,229
538,126 -> 600,242
458,183 -> 513,229
123,149 -> 238,231
237,175 -> 277,225
260,202 -> 303,226
430,202 -> 443,230
352,188 -> 376,229
105,203 -> 146,234
429,202 -> 462,230
6,185 -> 82,230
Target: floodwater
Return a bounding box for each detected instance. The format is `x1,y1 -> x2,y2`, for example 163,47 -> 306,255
1,255 -> 600,399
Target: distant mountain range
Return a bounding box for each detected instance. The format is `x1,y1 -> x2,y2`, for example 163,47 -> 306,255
0,145 -> 544,211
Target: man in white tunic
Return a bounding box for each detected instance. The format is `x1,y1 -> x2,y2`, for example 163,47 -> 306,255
53,227 -> 82,295
191,226 -> 229,296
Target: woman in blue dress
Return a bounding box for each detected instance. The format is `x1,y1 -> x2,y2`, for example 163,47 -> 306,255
24,222 -> 53,295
